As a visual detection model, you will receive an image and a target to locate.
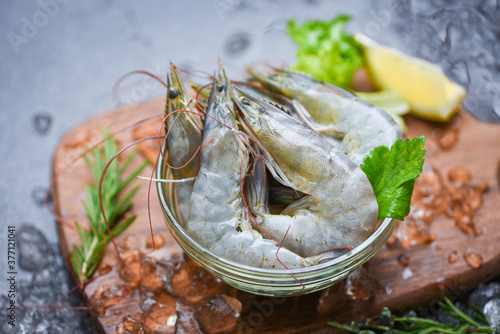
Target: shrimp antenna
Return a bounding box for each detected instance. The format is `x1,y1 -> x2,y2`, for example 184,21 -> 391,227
194,82 -> 213,112
112,70 -> 168,108
277,225 -> 305,289
175,64 -> 213,80
144,112 -> 202,252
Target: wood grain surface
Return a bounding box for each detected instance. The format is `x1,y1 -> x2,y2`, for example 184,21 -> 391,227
53,95 -> 500,333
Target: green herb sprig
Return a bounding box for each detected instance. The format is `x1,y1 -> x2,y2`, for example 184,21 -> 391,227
70,129 -> 149,282
327,297 -> 493,333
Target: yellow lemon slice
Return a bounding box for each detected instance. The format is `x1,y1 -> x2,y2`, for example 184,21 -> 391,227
355,33 -> 466,122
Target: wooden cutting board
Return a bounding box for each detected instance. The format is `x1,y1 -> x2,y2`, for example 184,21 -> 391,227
52,96 -> 500,333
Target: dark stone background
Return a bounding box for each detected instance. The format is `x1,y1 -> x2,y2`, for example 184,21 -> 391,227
1,1 -> 499,333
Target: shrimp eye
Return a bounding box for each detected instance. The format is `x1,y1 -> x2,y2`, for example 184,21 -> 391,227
216,83 -> 225,92
168,87 -> 179,99
241,98 -> 250,105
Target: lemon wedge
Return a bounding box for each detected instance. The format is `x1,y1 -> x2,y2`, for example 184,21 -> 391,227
355,33 -> 466,122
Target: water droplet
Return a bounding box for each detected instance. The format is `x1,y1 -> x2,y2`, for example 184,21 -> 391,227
302,0 -> 320,4
31,186 -> 49,206
402,267 -> 413,280
18,225 -> 54,271
397,254 -> 410,267
33,112 -> 52,134
437,127 -> 458,150
64,129 -> 90,149
145,234 -> 165,249
225,32 -> 251,56
345,266 -> 383,300
448,166 -> 471,184
195,295 -> 242,333
448,251 -> 458,263
464,249 -> 482,268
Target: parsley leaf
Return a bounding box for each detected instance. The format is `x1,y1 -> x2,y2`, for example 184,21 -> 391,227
360,136 -> 426,220
286,15 -> 363,88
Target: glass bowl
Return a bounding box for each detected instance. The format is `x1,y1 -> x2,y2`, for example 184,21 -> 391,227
156,153 -> 395,297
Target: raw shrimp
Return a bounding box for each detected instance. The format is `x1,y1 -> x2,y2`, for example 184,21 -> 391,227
192,79 -> 343,150
185,65 -> 317,269
164,63 -> 202,224
231,86 -> 379,257
248,68 -> 402,165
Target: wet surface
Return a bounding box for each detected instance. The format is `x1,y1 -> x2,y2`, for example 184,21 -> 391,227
388,165 -> 488,246
463,249 -> 483,269
316,280 -> 348,315
448,251 -> 458,264
81,236 -> 242,334
468,282 -> 500,310
1,1 -> 500,333
195,294 -> 242,334
345,266 -> 384,301
225,32 -> 252,56
17,225 -> 55,272
32,113 -> 53,135
0,226 -> 92,334
484,298 -> 500,332
316,266 -> 385,315
30,186 -> 49,207
437,127 -> 458,150
421,280 -> 500,330
397,254 -> 410,267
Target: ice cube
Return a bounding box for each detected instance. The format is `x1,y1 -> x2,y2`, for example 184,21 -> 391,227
18,225 -> 54,272
195,294 -> 242,334
345,267 -> 383,301
484,298 -> 500,333
317,280 -> 348,314
170,260 -> 224,305
140,290 -> 178,333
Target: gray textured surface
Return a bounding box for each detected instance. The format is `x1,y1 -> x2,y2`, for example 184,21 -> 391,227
1,1 -> 499,333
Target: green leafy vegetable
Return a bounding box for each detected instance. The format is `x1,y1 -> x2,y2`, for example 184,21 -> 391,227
70,129 -> 149,282
360,136 -> 426,220
286,15 -> 363,88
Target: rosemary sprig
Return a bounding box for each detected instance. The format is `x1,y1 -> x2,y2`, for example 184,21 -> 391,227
70,129 -> 149,283
327,297 -> 493,333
